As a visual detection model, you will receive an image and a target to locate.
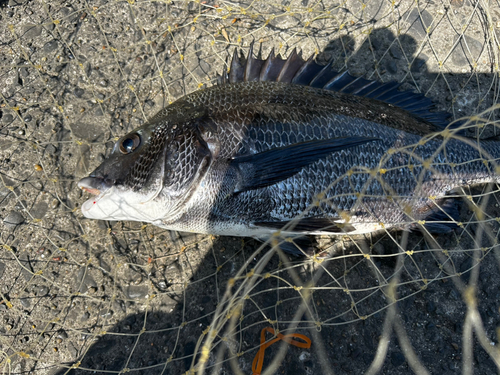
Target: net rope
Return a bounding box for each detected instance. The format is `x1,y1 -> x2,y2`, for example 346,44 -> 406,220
1,0 -> 500,374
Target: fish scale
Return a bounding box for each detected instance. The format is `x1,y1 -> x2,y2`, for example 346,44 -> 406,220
78,48 -> 500,255
181,82 -> 497,227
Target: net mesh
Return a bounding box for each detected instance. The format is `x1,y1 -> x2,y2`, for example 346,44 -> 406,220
1,0 -> 500,374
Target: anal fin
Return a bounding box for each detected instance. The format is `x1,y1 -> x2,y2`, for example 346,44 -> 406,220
415,198 -> 461,234
255,235 -> 316,256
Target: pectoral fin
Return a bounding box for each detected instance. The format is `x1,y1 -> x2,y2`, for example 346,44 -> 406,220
231,136 -> 378,193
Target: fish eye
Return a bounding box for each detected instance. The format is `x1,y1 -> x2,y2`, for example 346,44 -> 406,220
119,133 -> 141,154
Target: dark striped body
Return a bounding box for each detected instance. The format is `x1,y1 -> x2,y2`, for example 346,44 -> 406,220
78,47 -> 500,253
159,81 -> 499,235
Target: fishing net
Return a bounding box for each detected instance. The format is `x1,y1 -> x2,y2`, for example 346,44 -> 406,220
1,0 -> 500,374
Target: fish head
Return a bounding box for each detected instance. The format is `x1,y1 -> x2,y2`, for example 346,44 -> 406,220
78,116 -> 213,225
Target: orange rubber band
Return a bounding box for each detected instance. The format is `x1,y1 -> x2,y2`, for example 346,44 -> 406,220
251,327 -> 311,375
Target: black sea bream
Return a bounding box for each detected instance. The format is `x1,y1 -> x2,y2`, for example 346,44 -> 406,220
78,46 -> 500,254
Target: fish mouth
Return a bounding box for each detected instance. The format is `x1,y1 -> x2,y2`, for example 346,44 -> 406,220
77,176 -> 113,196
78,176 -> 116,216
79,185 -> 101,196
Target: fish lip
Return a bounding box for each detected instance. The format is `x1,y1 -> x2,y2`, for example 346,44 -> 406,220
77,176 -> 113,196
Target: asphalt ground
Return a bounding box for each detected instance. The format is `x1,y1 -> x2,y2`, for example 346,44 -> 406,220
1,0 -> 500,374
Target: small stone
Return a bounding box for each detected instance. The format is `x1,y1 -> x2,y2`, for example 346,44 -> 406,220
23,25 -> 43,39
410,56 -> 427,72
99,309 -> 113,318
23,114 -> 32,122
74,87 -> 84,98
134,30 -> 143,42
451,35 -> 483,66
45,144 -> 57,155
50,199 -> 60,209
68,342 -> 78,358
2,114 -> 14,123
132,274 -> 143,285
80,330 -> 90,341
3,211 -> 24,229
39,249 -> 50,259
37,285 -> 49,296
75,266 -> 97,293
125,285 -> 148,300
76,144 -> 90,176
18,253 -> 33,280
53,122 -> 62,132
0,262 -> 5,279
391,351 -> 405,367
30,201 -> 48,220
69,121 -> 104,142
406,8 -> 433,38
57,329 -> 68,340
97,220 -> 108,231
99,258 -> 111,273
386,60 -> 398,74
13,200 -> 25,211
43,40 -> 59,54
112,299 -> 126,313
389,44 -> 403,59
81,311 -> 90,321
199,60 -> 210,75
19,67 -> 29,78
20,298 -> 30,308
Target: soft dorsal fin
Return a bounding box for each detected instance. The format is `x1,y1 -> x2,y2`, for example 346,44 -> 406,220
217,44 -> 455,130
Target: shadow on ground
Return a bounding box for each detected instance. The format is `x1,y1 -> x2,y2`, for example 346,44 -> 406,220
33,26 -> 500,375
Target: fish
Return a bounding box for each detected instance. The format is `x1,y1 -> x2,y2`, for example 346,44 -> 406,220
78,45 -> 500,255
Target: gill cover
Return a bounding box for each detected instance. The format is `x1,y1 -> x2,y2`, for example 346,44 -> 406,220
78,112 -> 214,223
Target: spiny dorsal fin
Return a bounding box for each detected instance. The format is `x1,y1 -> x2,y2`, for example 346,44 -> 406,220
277,48 -> 303,82
261,48 -> 286,81
217,43 -> 455,130
244,43 -> 264,81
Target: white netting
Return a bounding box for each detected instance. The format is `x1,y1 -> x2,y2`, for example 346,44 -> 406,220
1,0 -> 500,374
